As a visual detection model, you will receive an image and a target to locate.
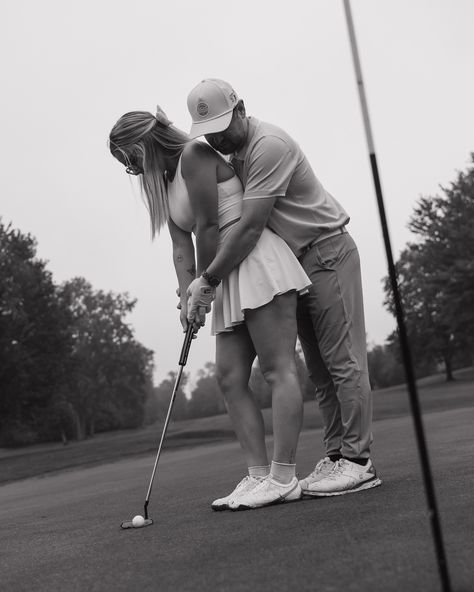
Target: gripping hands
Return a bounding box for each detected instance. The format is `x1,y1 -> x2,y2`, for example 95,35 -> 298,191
186,276 -> 216,331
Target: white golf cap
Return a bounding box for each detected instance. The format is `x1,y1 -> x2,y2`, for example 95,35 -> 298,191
187,79 -> 239,139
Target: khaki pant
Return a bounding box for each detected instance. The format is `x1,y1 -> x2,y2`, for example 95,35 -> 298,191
297,232 -> 373,459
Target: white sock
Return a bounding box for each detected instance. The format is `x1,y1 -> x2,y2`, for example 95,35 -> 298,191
270,461 -> 296,484
248,465 -> 270,478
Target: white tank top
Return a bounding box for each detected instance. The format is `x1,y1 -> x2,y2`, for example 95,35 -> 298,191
167,156 -> 243,239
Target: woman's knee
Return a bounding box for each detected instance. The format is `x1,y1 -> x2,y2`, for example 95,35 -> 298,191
259,360 -> 299,389
216,363 -> 250,397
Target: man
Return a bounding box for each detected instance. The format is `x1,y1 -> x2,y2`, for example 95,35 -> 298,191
186,78 -> 382,497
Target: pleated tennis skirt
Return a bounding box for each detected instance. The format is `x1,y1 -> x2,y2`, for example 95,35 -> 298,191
211,227 -> 311,335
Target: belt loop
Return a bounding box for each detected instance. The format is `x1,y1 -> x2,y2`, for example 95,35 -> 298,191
300,225 -> 346,258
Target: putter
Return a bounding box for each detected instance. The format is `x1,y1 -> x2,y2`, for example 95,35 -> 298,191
121,322 -> 195,529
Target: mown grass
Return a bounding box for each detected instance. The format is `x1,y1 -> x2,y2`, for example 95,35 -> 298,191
0,367 -> 472,485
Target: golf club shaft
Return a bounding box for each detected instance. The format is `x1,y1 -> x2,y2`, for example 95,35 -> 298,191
144,324 -> 194,518
343,3 -> 451,591
179,322 -> 194,366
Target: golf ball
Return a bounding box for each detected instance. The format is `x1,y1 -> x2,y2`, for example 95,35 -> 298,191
132,515 -> 145,527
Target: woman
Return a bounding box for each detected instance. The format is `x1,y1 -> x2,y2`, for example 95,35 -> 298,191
109,107 -> 310,510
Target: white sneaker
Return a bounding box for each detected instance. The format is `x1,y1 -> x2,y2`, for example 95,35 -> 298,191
299,457 -> 335,494
211,476 -> 263,511
303,458 -> 382,497
229,475 -> 301,510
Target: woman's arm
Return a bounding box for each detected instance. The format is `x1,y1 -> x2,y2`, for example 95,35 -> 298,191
181,142 -> 220,274
168,217 -> 196,329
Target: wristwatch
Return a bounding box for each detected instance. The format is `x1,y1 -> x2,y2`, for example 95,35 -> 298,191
201,270 -> 221,288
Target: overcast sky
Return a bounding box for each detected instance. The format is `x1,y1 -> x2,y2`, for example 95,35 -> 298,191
2,1 -> 473,386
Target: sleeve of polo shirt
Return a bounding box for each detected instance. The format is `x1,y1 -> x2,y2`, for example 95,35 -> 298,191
242,135 -> 294,200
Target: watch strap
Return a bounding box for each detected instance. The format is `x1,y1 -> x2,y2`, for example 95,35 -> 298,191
201,271 -> 221,288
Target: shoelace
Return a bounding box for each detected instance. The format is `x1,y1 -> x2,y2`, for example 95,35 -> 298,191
236,475 -> 257,490
308,458 -> 332,478
225,477 -> 252,500
325,459 -> 348,481
247,475 -> 271,493
236,475 -> 262,492
236,476 -> 253,490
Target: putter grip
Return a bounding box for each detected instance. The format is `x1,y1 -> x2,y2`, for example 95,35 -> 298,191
179,323 -> 194,366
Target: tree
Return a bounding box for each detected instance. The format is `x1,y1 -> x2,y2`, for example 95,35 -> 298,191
0,221 -> 73,445
367,343 -> 405,389
0,221 -> 155,446
408,156 -> 474,339
384,155 -> 474,380
59,277 -> 154,439
187,362 -> 226,418
151,370 -> 190,422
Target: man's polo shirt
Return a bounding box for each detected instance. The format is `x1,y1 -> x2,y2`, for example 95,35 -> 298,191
232,117 -> 350,256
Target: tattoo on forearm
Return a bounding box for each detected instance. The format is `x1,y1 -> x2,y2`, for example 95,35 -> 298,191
187,264 -> 196,277
177,255 -> 184,262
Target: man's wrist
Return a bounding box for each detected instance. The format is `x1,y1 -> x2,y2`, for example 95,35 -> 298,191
201,270 -> 221,288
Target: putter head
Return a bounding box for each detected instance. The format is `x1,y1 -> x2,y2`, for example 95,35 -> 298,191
120,518 -> 153,530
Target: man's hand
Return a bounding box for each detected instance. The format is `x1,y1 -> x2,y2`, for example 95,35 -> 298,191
186,277 -> 215,330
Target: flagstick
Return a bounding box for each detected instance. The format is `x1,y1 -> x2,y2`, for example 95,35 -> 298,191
342,2 -> 452,590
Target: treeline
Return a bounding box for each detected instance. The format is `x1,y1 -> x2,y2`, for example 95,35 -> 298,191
0,222 -> 154,447
370,154 -> 474,387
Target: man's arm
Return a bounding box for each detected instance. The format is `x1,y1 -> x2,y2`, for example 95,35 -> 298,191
186,196 -> 276,327
207,196 -> 276,278
204,134 -> 292,278
187,133 -> 293,326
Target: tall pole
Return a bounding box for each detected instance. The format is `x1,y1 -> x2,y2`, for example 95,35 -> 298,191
342,2 -> 451,591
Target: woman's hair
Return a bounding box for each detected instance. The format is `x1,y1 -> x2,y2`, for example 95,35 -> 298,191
109,109 -> 189,236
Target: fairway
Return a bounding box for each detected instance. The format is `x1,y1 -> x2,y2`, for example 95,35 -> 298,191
1,371 -> 473,591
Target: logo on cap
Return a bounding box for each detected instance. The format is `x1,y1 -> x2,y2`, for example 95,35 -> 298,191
229,91 -> 237,104
197,102 -> 209,117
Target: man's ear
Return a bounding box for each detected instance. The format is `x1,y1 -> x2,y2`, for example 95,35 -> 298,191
236,100 -> 246,118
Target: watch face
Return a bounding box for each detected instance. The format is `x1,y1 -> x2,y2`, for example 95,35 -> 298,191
202,271 -> 220,287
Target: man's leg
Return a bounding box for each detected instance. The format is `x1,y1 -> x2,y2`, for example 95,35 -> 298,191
297,297 -> 343,459
300,232 -> 373,460
298,233 -> 380,495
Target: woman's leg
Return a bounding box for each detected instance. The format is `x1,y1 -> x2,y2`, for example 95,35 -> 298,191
215,324 -> 268,468
244,291 -> 303,466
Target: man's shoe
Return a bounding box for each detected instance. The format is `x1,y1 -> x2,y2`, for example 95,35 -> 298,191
230,475 -> 301,510
299,457 -> 335,494
303,458 -> 382,497
211,476 -> 263,511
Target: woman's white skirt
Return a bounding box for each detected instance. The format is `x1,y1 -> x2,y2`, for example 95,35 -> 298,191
211,227 -> 311,335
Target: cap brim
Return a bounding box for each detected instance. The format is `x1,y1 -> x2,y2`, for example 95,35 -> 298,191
188,110 -> 233,139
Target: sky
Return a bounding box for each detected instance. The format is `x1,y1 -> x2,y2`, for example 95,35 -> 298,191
2,0 -> 473,387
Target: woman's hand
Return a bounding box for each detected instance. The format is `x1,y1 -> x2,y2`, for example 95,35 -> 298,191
176,287 -> 189,332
